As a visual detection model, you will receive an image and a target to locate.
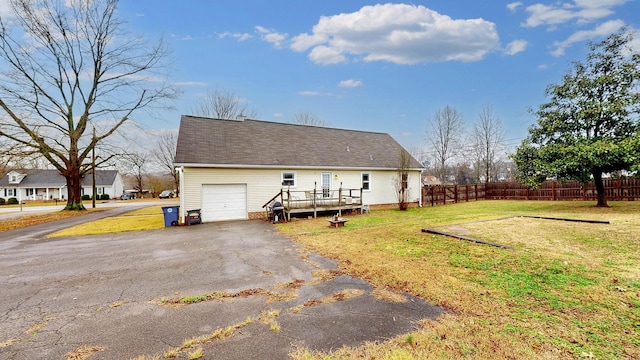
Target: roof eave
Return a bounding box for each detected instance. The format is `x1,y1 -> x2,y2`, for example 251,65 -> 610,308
174,162 -> 423,171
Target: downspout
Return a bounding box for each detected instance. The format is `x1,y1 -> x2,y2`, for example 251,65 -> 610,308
177,166 -> 185,223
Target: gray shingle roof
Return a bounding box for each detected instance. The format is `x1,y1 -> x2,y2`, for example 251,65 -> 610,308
0,169 -> 119,187
174,115 -> 423,170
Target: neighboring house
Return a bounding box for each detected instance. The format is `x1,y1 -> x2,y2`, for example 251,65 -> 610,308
422,175 -> 442,186
0,169 -> 124,202
174,115 -> 424,223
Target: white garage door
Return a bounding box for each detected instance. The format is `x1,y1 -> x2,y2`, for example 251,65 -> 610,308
201,184 -> 247,222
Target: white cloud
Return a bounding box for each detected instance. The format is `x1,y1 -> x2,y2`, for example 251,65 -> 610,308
272,113 -> 284,118
522,0 -> 628,28
551,19 -> 625,56
338,79 -> 362,88
218,32 -> 252,42
290,3 -> 499,65
507,2 -> 523,12
504,39 -> 529,55
537,64 -> 549,70
255,26 -> 288,48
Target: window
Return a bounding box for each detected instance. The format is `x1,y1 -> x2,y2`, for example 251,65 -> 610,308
97,187 -> 103,195
361,173 -> 370,191
281,172 -> 296,187
5,188 -> 16,197
9,175 -> 16,183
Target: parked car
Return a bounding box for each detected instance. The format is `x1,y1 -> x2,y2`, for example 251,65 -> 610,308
159,190 -> 174,199
121,193 -> 135,200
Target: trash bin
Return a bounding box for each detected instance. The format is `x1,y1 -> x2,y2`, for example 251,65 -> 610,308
186,209 -> 201,225
162,206 -> 180,227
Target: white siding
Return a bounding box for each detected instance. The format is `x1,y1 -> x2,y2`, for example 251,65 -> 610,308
181,167 -> 422,217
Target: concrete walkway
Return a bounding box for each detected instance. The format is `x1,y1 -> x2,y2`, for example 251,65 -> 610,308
0,216 -> 443,359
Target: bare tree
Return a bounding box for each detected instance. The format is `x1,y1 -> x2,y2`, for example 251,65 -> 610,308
426,106 -> 465,183
123,152 -> 149,197
471,105 -> 505,182
290,111 -> 331,127
152,131 -> 179,195
0,0 -> 177,210
393,149 -> 411,210
191,89 -> 257,120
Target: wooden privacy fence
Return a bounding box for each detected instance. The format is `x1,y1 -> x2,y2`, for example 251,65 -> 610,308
422,178 -> 640,205
422,183 -> 486,206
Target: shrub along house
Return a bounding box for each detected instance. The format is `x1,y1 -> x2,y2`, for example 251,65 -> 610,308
0,169 -> 124,202
174,115 -> 424,223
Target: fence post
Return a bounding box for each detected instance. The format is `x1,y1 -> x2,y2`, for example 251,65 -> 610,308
454,185 -> 458,203
551,181 -> 556,201
431,186 -> 435,206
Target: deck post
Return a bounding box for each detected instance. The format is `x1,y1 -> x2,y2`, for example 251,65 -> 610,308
338,183 -> 343,216
313,182 -> 317,219
286,186 -> 291,221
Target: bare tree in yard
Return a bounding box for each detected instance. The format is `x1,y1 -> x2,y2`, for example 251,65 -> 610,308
0,0 -> 177,210
152,131 -> 179,195
471,105 -> 505,183
291,111 -> 331,127
191,89 -> 257,120
123,152 -> 149,197
426,105 -> 465,183
394,150 -> 411,210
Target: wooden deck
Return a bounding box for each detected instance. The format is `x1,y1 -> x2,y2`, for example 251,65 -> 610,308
263,186 -> 364,220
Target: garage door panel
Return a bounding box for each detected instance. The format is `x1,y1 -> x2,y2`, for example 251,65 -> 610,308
202,184 -> 247,222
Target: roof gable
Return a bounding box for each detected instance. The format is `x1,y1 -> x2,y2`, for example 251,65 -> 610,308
174,115 -> 423,170
0,169 -> 119,188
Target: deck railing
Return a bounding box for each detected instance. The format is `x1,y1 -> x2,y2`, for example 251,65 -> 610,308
263,183 -> 364,219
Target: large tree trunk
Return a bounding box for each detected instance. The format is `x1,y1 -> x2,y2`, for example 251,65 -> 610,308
593,170 -> 608,207
64,167 -> 85,211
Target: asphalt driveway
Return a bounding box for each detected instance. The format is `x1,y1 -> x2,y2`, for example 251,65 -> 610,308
0,216 -> 443,359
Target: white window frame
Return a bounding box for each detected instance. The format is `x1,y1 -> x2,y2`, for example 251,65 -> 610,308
361,172 -> 371,191
6,188 -> 16,197
281,171 -> 296,187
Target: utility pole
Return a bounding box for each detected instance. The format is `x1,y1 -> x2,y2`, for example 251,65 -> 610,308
92,127 -> 96,209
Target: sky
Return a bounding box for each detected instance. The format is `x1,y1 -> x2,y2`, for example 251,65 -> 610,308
5,0 -> 640,159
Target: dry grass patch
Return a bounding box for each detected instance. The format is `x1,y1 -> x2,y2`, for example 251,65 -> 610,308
48,206 -> 165,237
158,287 -> 297,307
0,209 -> 104,232
309,269 -> 343,285
281,201 -> 640,359
276,278 -> 305,290
0,338 -> 19,348
372,288 -> 407,303
65,345 -> 107,360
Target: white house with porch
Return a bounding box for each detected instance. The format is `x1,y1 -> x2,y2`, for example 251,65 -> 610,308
0,169 -> 124,202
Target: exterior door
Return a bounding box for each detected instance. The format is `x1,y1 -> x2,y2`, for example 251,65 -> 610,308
321,172 -> 331,198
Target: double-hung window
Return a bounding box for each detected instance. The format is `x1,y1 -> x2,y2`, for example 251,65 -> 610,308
281,172 -> 296,187
361,173 -> 371,191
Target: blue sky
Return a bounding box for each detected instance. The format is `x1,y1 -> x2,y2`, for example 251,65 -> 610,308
117,0 -> 640,153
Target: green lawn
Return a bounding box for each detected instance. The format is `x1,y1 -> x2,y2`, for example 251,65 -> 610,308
279,200 -> 640,359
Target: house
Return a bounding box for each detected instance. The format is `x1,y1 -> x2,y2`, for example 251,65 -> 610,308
0,169 -> 124,202
174,115 -> 424,223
